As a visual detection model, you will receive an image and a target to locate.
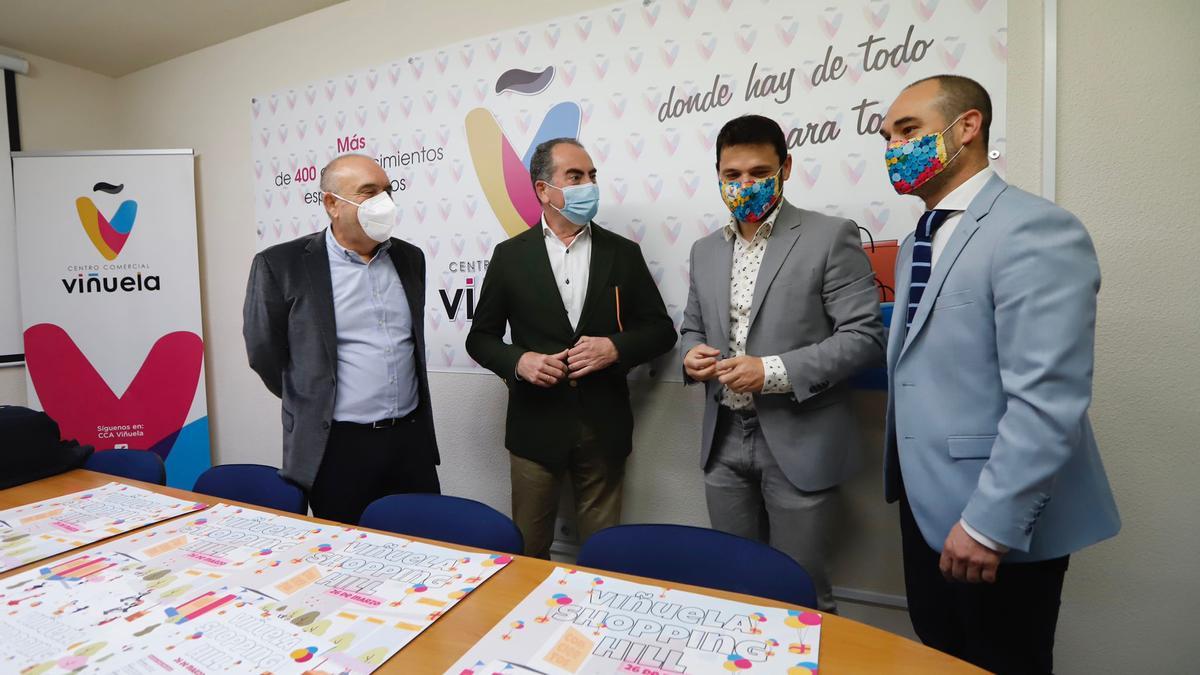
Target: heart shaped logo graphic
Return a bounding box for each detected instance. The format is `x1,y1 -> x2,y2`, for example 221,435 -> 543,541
819,9 -> 843,39
865,3 -> 890,29
991,28 -> 1008,61
864,202 -> 891,234
609,8 -> 626,34
737,25 -> 757,53
626,47 -> 644,74
942,38 -> 967,70
643,2 -> 661,26
777,16 -> 799,46
77,189 -> 137,261
643,174 -> 663,201
661,217 -> 682,244
842,156 -> 867,185
662,40 -> 680,66
626,220 -> 646,243
24,324 -> 204,456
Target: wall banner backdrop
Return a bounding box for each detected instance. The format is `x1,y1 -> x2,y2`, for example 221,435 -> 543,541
252,0 -> 1008,376
13,150 -> 211,488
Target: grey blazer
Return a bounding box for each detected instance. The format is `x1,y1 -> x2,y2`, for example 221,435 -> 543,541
680,200 -> 885,491
242,230 -> 439,490
884,175 -> 1119,561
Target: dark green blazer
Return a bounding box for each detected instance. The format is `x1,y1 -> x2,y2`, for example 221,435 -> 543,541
466,223 -> 676,468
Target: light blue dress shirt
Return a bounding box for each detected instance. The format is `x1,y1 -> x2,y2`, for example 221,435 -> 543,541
325,228 -> 418,423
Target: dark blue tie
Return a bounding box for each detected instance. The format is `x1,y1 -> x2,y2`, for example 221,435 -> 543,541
907,209 -> 956,328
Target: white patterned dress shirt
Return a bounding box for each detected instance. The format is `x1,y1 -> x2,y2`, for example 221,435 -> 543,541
721,204 -> 791,410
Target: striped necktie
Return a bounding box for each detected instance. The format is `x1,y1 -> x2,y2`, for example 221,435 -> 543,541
906,209 -> 956,328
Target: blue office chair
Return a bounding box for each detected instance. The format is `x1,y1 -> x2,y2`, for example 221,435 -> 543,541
577,524 -> 817,607
192,464 -> 307,515
84,448 -> 166,485
359,494 -> 524,554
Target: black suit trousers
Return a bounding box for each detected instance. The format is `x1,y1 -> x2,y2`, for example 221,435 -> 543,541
900,486 -> 1069,674
308,414 -> 440,525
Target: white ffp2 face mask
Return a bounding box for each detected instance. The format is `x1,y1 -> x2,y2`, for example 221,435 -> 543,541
331,192 -> 397,242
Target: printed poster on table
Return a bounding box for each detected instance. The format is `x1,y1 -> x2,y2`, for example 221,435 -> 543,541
0,503 -> 513,674
0,482 -> 207,573
250,0 -> 1007,377
450,567 -> 822,675
13,150 -> 211,488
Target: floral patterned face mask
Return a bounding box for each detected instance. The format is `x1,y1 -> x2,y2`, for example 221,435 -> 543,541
885,114 -> 965,195
719,167 -> 783,224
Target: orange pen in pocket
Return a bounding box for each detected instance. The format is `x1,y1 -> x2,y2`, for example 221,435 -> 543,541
614,286 -> 624,332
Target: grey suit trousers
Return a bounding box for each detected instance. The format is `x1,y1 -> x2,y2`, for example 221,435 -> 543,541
704,408 -> 839,612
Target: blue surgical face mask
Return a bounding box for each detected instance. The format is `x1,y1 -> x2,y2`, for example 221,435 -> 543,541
545,182 -> 599,226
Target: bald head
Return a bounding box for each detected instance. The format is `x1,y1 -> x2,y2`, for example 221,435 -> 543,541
906,75 -> 992,145
319,154 -> 386,195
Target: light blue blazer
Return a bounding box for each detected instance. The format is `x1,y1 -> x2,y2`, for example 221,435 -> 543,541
884,174 -> 1120,562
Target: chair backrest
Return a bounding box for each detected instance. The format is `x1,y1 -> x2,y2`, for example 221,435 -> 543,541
192,464 -> 307,515
577,524 -> 817,607
358,494 -> 524,555
83,449 -> 166,485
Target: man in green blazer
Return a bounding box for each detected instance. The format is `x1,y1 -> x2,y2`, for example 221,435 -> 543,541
466,138 -> 676,558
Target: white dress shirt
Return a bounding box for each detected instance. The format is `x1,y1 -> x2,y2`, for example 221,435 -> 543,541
923,166 -> 1008,553
929,167 -> 995,267
542,216 -> 592,331
720,203 -> 791,410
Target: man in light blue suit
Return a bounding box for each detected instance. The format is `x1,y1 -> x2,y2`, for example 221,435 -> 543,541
880,75 -> 1119,674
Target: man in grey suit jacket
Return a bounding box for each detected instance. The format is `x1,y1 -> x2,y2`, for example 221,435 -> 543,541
680,115 -> 885,612
244,154 -> 439,525
881,76 -> 1119,673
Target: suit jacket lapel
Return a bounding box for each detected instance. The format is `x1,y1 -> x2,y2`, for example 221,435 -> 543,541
712,234 -> 734,354
524,229 -> 576,339
748,203 -> 803,330
303,231 -> 337,365
900,176 -> 1008,356
387,243 -> 424,351
888,237 -> 912,369
575,224 -> 614,339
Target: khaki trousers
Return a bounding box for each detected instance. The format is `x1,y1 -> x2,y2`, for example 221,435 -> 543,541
509,425 -> 625,559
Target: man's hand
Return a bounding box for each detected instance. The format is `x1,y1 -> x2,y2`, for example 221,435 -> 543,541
516,349 -> 569,387
940,522 -> 1003,584
684,344 -> 721,381
715,355 -> 765,393
567,336 -> 619,379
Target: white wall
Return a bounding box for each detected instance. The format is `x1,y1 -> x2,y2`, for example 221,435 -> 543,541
0,48 -> 120,404
3,1 -> 1197,671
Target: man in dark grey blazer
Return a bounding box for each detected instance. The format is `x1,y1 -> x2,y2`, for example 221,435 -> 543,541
243,154 -> 439,524
680,115 -> 884,611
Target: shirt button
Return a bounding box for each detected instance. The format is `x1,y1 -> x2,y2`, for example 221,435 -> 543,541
569,380 -> 578,388
565,279 -> 570,285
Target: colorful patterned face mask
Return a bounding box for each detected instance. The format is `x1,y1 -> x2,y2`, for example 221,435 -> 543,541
720,167 -> 783,223
885,114 -> 965,195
